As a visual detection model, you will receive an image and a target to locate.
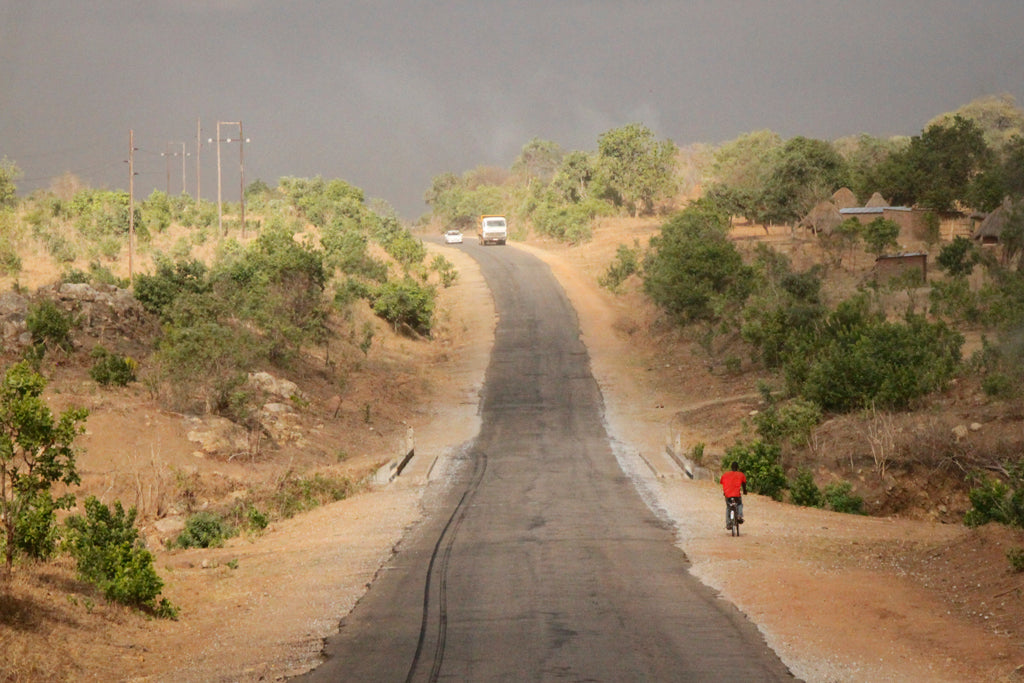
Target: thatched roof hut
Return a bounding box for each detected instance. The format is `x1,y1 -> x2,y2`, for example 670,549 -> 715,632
801,200 -> 843,235
973,197 -> 1015,243
865,192 -> 889,208
831,187 -> 858,210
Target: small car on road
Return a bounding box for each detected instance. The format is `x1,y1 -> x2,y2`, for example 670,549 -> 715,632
444,230 -> 463,244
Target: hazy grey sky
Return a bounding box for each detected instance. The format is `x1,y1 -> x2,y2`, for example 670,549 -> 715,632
3,1 -> 1023,218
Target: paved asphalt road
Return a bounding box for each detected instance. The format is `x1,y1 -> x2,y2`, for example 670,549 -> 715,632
298,242 -> 794,682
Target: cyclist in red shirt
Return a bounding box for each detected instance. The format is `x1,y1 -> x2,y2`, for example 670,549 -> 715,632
720,461 -> 747,529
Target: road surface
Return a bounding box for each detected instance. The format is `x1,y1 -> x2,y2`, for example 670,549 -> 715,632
297,242 -> 794,681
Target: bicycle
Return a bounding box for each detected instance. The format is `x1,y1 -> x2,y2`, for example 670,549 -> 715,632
726,497 -> 742,537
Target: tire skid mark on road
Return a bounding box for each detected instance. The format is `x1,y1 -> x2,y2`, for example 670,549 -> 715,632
406,450 -> 488,683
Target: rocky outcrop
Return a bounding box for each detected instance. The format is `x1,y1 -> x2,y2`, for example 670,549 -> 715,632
0,283 -> 153,349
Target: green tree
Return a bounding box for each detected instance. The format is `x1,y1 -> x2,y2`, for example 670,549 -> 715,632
790,468 -> 824,508
597,123 -> 677,216
834,133 -> 907,203
133,256 -> 211,318
999,135 -> 1024,199
643,202 -> 754,323
0,362 -> 88,574
860,217 -> 901,256
211,224 -> 329,363
871,115 -> 993,211
927,94 -> 1024,154
550,151 -> 599,203
758,136 -> 849,225
936,236 -> 979,278
512,138 -> 564,185
705,130 -> 783,220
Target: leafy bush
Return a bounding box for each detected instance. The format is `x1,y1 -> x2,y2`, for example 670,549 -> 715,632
211,225 -> 329,363
929,277 -> 981,324
689,442 -> 705,465
64,496 -> 176,617
370,278 -> 436,335
752,398 -> 822,447
598,242 -> 641,292
89,346 -> 137,386
0,219 -> 22,276
14,490 -> 72,560
792,298 -> 963,411
321,225 -> 387,281
26,299 -> 75,354
529,195 -> 601,243
722,440 -> 788,501
133,256 -> 210,318
741,265 -> 827,369
964,464 -> 1024,528
981,372 -> 1017,398
643,203 -> 754,323
937,236 -> 978,277
789,468 -> 824,508
823,481 -> 865,514
1008,548 -> 1024,574
175,511 -> 233,549
246,505 -> 269,531
430,254 -> 458,288
271,472 -> 355,519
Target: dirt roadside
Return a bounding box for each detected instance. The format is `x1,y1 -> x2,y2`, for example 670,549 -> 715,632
519,239 -> 1024,683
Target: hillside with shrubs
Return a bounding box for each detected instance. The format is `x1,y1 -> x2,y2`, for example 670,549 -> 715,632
0,168 -> 458,646
0,93 -> 1023,677
423,94 -> 1024,541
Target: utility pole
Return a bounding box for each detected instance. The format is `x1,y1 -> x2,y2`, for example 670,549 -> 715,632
163,142 -> 172,194
209,121 -> 249,237
127,130 -> 136,285
238,120 -> 245,236
161,142 -> 188,195
196,117 -> 202,208
213,121 -> 223,235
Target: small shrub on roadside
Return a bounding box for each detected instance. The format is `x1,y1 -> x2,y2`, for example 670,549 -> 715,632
430,253 -> 458,288
64,496 -> 177,617
89,346 -> 137,386
823,481 -> 865,514
1007,548 -> 1024,573
271,472 -> 355,519
370,278 -> 436,335
175,511 -> 233,549
790,468 -> 824,508
26,299 -> 75,354
689,442 -> 705,466
224,501 -> 269,534
753,398 -> 823,447
964,465 -> 1024,528
981,372 -> 1017,399
598,242 -> 641,292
